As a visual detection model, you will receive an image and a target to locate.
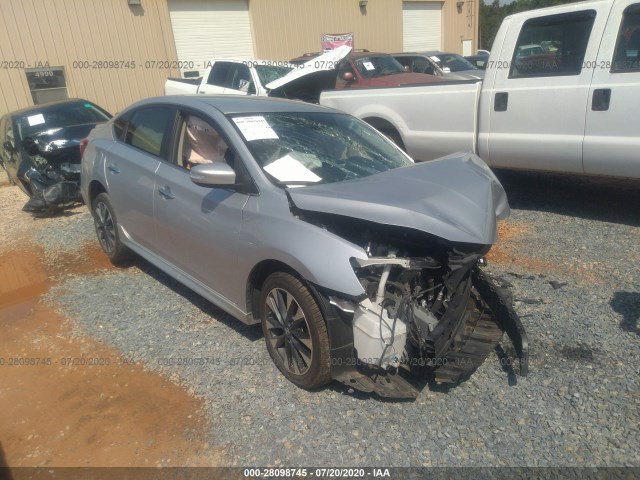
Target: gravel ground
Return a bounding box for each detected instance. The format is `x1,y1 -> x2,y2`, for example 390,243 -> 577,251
8,170 -> 639,468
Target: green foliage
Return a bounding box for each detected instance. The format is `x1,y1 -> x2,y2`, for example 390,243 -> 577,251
480,0 -> 578,50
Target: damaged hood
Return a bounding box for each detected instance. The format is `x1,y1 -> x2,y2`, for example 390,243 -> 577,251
266,45 -> 352,90
287,152 -> 509,245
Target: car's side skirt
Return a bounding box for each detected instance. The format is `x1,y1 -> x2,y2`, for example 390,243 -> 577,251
119,227 -> 256,325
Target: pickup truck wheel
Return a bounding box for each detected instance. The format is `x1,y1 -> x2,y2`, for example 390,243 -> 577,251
92,192 -> 133,264
382,129 -> 406,151
260,272 -> 331,389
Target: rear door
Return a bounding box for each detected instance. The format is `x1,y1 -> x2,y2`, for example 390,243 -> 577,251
486,5 -> 609,173
105,106 -> 176,250
583,1 -> 640,177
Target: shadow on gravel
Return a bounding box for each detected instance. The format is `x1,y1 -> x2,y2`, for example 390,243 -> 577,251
493,169 -> 640,227
132,258 -> 263,342
611,291 -> 640,336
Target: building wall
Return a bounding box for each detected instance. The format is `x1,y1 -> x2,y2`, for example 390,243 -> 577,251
0,0 -> 179,117
0,0 -> 479,118
442,0 -> 478,54
249,0 -> 404,59
250,0 -> 478,60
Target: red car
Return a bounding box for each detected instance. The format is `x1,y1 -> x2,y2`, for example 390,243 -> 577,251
291,51 -> 442,89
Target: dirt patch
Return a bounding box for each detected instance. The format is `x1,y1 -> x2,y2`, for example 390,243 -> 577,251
487,221 -> 603,284
0,246 -> 223,467
487,221 -> 558,273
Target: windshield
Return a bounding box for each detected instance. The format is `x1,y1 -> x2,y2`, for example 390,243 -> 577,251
255,65 -> 293,86
353,55 -> 405,78
430,54 -> 478,72
230,112 -> 413,186
15,101 -> 111,142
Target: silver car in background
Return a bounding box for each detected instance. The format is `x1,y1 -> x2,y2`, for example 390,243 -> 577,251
81,95 -> 527,398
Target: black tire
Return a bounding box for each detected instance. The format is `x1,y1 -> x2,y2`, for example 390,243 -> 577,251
92,192 -> 133,264
260,272 -> 331,389
382,129 -> 406,152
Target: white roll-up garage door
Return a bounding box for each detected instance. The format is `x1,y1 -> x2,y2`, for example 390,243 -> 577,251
168,0 -> 254,72
402,1 -> 442,51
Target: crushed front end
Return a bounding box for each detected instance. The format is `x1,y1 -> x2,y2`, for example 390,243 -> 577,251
19,129 -> 85,215
287,153 -> 529,398
306,216 -> 528,399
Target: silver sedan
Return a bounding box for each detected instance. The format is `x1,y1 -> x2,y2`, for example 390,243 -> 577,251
81,95 -> 527,398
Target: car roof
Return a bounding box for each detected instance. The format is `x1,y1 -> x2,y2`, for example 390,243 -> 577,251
2,98 -> 96,119
349,51 -> 389,59
137,95 -> 334,115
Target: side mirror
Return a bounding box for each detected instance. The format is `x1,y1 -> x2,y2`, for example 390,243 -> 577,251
404,65 -> 410,72
342,71 -> 355,81
2,141 -> 14,153
190,162 -> 236,187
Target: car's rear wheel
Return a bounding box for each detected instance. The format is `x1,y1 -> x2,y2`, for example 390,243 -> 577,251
92,192 -> 132,264
260,272 -> 331,389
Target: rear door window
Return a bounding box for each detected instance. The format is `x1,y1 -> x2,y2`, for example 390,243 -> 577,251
612,4 -> 640,72
124,107 -> 175,157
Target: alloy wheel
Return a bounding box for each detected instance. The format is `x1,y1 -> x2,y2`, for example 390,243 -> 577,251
264,287 -> 313,375
94,201 -> 116,255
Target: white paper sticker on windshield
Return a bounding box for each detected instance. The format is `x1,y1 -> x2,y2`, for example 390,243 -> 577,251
27,114 -> 45,126
430,56 -> 440,62
232,116 -> 279,141
362,61 -> 375,71
263,154 -> 322,183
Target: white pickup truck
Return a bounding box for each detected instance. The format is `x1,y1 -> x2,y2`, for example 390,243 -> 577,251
165,46 -> 352,103
320,0 -> 640,179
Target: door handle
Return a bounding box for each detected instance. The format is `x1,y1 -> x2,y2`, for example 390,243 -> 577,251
494,92 -> 508,112
592,89 -> 611,111
107,164 -> 120,174
158,186 -> 175,199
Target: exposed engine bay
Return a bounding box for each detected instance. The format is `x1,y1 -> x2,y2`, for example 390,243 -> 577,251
302,211 -> 529,398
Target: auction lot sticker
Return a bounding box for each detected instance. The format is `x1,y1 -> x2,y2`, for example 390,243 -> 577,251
233,116 -> 279,141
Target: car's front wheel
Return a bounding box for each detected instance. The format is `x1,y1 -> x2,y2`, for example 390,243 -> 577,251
92,192 -> 132,264
260,272 -> 331,389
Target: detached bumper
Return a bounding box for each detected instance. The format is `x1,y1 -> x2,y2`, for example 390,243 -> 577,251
472,268 -> 529,377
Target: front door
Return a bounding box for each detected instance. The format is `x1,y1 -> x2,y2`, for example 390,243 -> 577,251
152,112 -> 249,301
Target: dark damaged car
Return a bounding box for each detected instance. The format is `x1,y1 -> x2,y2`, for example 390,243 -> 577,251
0,99 -> 111,214
81,95 -> 527,398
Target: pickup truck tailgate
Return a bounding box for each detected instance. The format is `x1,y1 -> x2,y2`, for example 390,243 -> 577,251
320,81 -> 482,162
